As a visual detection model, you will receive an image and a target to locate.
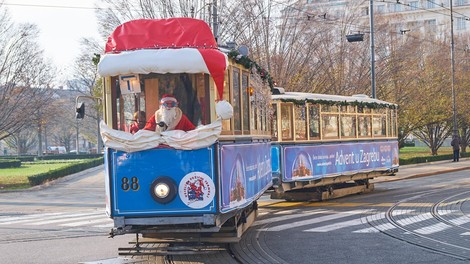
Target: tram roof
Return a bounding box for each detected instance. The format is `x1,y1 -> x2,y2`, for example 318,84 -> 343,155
272,90 -> 397,107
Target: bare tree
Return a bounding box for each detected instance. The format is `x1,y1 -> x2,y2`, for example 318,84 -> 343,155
0,6 -> 55,141
4,128 -> 38,155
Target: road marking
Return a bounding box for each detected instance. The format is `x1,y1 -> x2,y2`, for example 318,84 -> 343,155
304,210 -> 414,232
258,209 -> 371,232
29,214 -> 106,225
0,212 -> 63,223
353,210 -> 455,233
0,212 -> 97,225
253,209 -> 329,226
61,217 -> 112,227
414,216 -> 470,234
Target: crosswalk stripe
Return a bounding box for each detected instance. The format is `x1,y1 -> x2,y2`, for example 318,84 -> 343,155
414,222 -> 450,235
414,216 -> 470,234
353,210 -> 455,233
0,212 -> 88,225
92,223 -> 114,228
0,212 -> 64,224
258,209 -> 371,232
29,214 -> 105,225
61,217 -> 112,227
253,209 -> 329,226
304,210 -> 414,232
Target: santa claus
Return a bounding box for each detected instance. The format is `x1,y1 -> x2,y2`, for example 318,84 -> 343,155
143,94 -> 196,132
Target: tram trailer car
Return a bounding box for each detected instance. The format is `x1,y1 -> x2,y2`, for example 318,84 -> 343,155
89,18 -> 272,242
270,88 -> 399,201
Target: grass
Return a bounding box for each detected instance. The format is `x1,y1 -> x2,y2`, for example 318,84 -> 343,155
399,146 -> 453,159
0,160 -> 85,190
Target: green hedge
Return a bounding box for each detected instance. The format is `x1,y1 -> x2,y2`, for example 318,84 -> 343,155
399,152 -> 469,166
0,159 -> 21,168
27,157 -> 104,186
0,156 -> 35,162
36,154 -> 102,160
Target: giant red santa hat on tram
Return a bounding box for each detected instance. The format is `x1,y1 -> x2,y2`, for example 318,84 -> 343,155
97,18 -> 228,99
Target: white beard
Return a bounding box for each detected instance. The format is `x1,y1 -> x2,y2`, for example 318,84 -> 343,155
161,107 -> 177,127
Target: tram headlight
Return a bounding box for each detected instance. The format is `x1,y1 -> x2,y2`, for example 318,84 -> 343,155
154,183 -> 170,198
150,177 -> 177,204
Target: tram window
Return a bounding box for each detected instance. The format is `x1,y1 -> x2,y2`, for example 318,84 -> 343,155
113,73 -> 208,132
232,68 -> 241,133
357,105 -> 371,114
251,100 -> 259,132
308,104 -> 320,139
322,114 -> 339,138
341,115 -> 356,138
391,109 -> 397,137
294,104 -> 307,140
242,72 -> 250,133
115,88 -> 143,132
222,69 -> 232,133
322,105 -> 339,112
347,105 -> 356,113
358,116 -> 372,137
281,103 -> 293,140
372,116 -> 385,137
272,104 -> 278,140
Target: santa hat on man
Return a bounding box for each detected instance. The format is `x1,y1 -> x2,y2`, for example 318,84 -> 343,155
160,94 -> 177,104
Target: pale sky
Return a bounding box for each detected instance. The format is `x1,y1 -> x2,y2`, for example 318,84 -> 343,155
5,0 -> 102,82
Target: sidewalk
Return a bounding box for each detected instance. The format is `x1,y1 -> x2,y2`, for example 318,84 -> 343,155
373,158 -> 470,183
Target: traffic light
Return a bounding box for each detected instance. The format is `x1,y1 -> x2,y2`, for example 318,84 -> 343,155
76,102 -> 85,119
346,33 -> 364,42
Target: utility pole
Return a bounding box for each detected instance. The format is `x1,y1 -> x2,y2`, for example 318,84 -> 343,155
369,0 -> 376,99
212,0 -> 218,43
450,0 -> 458,136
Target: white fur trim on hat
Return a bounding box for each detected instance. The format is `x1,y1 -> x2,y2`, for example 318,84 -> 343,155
161,95 -> 177,103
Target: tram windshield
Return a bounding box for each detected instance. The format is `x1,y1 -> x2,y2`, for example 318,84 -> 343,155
111,73 -> 210,132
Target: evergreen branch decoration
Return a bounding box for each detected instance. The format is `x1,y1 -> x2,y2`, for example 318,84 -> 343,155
278,98 -> 398,109
228,50 -> 274,90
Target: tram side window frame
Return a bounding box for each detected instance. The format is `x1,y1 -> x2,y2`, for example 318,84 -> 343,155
271,103 -> 278,141
280,103 -> 294,141
320,105 -> 340,139
308,103 -> 320,140
232,68 -> 242,134
241,72 -> 250,134
221,68 -> 232,135
294,104 -> 307,140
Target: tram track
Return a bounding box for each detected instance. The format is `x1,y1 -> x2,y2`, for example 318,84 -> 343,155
374,188 -> 470,260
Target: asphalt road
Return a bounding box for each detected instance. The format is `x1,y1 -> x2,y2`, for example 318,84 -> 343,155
0,163 -> 469,263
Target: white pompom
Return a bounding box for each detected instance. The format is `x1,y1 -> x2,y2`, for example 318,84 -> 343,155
215,100 -> 233,120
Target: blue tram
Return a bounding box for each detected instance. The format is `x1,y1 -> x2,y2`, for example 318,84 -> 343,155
270,88 -> 399,201
92,18 -> 272,241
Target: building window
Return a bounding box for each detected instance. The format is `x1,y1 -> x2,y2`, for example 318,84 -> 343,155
409,1 -> 418,10
425,19 -> 437,32
393,3 -> 402,12
376,5 -> 385,13
457,17 -> 466,30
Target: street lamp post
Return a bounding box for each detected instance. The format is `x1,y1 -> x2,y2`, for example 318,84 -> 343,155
369,0 -> 376,99
450,0 -> 458,136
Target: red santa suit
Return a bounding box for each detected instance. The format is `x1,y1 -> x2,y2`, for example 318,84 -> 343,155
143,94 -> 196,132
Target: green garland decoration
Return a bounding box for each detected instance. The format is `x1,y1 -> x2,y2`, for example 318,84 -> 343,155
227,50 -> 274,90
278,98 -> 398,110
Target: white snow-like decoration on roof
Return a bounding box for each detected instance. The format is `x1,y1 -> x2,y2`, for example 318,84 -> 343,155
271,91 -> 397,107
98,48 -> 228,78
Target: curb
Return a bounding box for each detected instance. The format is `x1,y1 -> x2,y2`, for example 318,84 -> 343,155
374,165 -> 470,183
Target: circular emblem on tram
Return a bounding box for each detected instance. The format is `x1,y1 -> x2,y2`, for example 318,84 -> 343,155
179,172 -> 215,209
